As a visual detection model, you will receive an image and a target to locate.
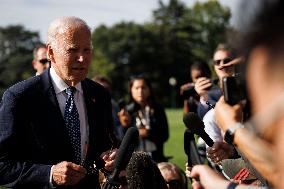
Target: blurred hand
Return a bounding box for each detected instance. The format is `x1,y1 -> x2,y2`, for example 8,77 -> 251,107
52,161 -> 87,186
221,57 -> 244,69
207,142 -> 236,164
138,127 -> 149,138
118,109 -> 131,127
185,162 -> 192,178
194,77 -> 212,99
190,165 -> 229,189
215,96 -> 243,132
100,148 -> 117,171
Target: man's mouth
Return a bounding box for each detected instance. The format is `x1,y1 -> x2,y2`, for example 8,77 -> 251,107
72,67 -> 85,70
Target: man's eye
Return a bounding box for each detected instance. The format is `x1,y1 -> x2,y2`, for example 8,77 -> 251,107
68,48 -> 77,52
84,49 -> 91,53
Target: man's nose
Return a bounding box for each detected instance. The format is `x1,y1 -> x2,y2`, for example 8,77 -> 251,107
77,54 -> 84,62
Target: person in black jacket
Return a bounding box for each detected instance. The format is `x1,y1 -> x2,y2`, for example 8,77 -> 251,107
118,74 -> 169,163
0,16 -> 118,189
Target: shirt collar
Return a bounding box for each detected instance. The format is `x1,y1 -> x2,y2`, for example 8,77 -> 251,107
50,66 -> 83,94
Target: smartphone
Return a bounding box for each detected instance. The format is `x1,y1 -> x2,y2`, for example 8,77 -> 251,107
222,76 -> 245,105
181,86 -> 197,99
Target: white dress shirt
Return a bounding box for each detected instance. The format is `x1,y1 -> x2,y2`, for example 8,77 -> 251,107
203,108 -> 223,145
49,67 -> 89,160
49,67 -> 90,187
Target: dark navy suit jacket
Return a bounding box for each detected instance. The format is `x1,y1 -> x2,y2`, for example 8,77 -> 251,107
0,69 -> 117,188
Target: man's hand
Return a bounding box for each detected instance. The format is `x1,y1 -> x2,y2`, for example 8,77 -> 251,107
138,127 -> 149,138
52,161 -> 87,186
185,162 -> 192,178
194,77 -> 212,100
100,148 -> 117,171
190,165 -> 229,189
215,96 -> 243,132
221,57 -> 244,68
180,83 -> 194,95
207,142 -> 236,164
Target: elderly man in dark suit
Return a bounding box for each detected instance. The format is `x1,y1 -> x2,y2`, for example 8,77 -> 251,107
0,16 -> 118,188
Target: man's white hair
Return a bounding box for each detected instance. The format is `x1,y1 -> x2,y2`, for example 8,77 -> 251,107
47,16 -> 91,48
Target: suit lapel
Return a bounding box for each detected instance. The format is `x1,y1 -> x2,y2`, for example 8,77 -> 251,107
81,80 -> 98,163
40,70 -> 73,157
41,69 -> 62,118
82,80 -> 97,131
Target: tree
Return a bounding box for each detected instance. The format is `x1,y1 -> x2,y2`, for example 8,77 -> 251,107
0,25 -> 41,96
91,0 -> 231,106
185,0 -> 231,60
88,48 -> 115,80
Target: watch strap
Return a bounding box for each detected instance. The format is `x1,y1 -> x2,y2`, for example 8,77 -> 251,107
224,122 -> 244,144
227,182 -> 238,189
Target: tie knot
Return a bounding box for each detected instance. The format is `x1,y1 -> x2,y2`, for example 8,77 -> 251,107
66,87 -> 76,96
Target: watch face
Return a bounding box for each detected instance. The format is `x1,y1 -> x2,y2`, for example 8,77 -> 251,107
224,130 -> 234,144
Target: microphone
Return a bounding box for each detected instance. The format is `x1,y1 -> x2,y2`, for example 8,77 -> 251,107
183,112 -> 214,147
184,129 -> 202,166
103,127 -> 139,188
126,151 -> 168,189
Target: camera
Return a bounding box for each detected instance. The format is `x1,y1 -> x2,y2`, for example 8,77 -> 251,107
222,75 -> 246,105
118,98 -> 126,110
181,85 -> 197,99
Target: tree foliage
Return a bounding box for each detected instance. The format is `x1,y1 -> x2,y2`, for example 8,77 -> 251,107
91,0 -> 231,106
0,25 -> 41,96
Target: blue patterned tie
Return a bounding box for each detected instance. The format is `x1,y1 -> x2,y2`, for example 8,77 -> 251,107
64,87 -> 81,164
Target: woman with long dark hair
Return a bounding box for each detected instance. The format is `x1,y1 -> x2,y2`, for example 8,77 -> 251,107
118,74 -> 169,163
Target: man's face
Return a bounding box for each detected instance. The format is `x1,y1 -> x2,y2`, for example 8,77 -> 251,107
50,26 -> 92,86
33,47 -> 49,74
213,50 -> 235,79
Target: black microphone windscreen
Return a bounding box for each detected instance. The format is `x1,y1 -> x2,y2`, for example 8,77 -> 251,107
184,129 -> 202,166
114,127 -> 139,171
183,112 -> 205,134
183,112 -> 214,147
126,151 -> 168,189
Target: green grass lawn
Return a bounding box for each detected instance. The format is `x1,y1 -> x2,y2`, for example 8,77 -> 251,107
164,108 -> 187,171
165,108 -> 193,188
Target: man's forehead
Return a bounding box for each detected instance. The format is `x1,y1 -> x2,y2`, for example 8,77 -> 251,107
56,32 -> 91,46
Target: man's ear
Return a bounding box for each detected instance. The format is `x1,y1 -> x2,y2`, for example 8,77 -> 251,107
32,60 -> 36,69
47,43 -> 55,62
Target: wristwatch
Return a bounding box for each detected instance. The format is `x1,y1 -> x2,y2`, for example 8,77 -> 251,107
224,122 -> 244,144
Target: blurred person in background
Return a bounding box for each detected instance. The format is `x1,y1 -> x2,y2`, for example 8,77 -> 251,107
202,44 -> 242,164
118,74 -> 169,163
32,44 -> 50,75
93,75 -> 124,141
180,61 -> 213,164
199,43 -> 237,117
158,162 -> 188,189
180,61 -> 212,115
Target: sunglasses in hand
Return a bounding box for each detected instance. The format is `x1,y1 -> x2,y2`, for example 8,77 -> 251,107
213,57 -> 232,66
